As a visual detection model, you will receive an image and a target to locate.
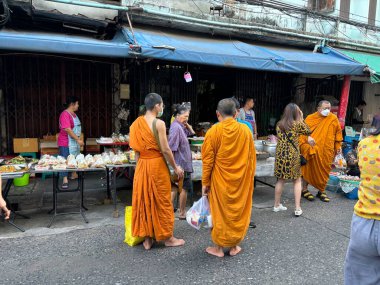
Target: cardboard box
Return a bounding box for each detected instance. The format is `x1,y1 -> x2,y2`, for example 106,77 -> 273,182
13,138 -> 39,153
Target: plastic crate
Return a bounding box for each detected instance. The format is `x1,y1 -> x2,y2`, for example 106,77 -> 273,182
345,187 -> 358,200
325,175 -> 342,193
344,135 -> 360,143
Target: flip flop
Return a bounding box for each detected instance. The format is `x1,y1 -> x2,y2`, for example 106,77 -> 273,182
61,183 -> 69,189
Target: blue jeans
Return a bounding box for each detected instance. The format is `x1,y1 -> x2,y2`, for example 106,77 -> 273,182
344,214 -> 380,285
59,146 -> 69,178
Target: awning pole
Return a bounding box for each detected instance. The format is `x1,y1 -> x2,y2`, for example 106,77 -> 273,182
338,75 -> 351,129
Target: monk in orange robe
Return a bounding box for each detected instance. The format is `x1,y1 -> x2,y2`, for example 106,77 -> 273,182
129,93 -> 185,250
300,100 -> 343,202
202,98 -> 256,257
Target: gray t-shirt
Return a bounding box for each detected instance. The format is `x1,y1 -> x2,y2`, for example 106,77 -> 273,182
238,108 -> 255,122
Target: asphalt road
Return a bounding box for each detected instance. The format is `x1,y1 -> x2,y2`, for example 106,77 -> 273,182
0,185 -> 356,285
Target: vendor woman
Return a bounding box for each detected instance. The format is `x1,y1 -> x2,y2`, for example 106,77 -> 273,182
57,96 -> 84,189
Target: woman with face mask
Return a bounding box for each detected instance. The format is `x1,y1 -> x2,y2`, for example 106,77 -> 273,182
168,103 -> 195,219
129,93 -> 185,250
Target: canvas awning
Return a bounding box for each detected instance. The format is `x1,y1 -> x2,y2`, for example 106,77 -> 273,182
123,27 -> 366,75
335,48 -> 380,83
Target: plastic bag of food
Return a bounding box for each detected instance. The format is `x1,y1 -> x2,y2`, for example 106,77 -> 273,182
186,196 -> 212,230
334,153 -> 347,169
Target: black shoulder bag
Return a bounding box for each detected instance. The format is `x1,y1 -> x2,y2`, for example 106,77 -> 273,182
283,131 -> 307,166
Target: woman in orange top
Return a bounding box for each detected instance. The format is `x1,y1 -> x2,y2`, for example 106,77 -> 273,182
344,126 -> 380,284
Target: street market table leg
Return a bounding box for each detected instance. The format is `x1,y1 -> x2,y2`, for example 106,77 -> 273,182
112,169 -> 119,218
80,172 -> 88,211
1,179 -> 25,232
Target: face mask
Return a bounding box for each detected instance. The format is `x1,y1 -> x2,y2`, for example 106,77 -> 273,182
321,109 -> 330,117
157,106 -> 164,118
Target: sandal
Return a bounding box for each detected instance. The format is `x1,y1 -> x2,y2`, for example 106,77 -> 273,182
302,190 -> 315,201
61,182 -> 69,189
317,191 -> 330,202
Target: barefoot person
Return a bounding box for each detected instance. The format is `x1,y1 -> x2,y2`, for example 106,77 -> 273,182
129,93 -> 185,250
202,98 -> 256,257
299,100 -> 343,202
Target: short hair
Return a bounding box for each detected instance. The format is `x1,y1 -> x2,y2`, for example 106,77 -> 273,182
244,97 -> 254,105
317,100 -> 331,108
65,96 -> 79,108
217,98 -> 236,117
357,100 -> 367,106
231,97 -> 240,109
144,93 -> 162,111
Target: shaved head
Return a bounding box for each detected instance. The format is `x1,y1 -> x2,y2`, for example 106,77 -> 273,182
217,99 -> 236,117
317,100 -> 331,108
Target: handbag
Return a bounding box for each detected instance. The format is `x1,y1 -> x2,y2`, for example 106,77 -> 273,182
283,130 -> 307,166
152,119 -> 184,193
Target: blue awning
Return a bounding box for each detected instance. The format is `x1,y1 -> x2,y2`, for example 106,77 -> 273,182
123,27 -> 365,75
0,29 -> 129,57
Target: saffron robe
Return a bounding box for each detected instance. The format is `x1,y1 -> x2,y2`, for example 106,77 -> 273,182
129,116 -> 174,241
300,112 -> 343,192
202,118 -> 256,247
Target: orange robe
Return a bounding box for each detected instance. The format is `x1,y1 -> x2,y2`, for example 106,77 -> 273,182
129,116 -> 174,241
202,118 -> 256,248
300,112 -> 343,192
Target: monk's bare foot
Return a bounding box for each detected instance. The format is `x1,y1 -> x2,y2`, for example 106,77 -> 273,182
143,238 -> 153,250
165,237 -> 185,247
229,246 -> 242,256
206,246 -> 224,258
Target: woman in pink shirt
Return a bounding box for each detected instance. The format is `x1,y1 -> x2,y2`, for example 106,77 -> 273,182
58,96 -> 84,189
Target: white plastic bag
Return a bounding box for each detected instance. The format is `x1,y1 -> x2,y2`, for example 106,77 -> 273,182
334,153 -> 347,169
186,196 -> 212,230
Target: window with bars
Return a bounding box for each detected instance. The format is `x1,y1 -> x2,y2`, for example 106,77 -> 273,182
309,0 -> 336,13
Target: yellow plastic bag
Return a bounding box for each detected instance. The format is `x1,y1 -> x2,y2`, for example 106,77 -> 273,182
124,206 -> 144,246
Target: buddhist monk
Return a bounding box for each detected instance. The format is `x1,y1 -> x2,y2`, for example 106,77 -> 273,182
202,98 -> 256,258
129,93 -> 185,250
300,100 -> 343,202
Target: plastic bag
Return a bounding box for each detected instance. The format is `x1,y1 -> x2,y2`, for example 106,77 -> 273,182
334,153 -> 347,169
124,206 -> 144,246
186,196 -> 212,230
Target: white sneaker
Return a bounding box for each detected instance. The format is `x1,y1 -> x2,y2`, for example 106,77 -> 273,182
294,208 -> 303,217
273,204 -> 287,212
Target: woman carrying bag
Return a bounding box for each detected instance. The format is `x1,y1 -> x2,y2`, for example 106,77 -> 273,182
273,103 -> 315,217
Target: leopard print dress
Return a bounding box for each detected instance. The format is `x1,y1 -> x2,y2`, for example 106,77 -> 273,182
274,121 -> 311,180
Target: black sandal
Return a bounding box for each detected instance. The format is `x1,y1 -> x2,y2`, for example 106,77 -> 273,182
302,190 -> 315,201
317,191 -> 330,202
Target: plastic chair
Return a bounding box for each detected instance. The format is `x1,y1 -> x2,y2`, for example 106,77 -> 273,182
19,152 -> 37,158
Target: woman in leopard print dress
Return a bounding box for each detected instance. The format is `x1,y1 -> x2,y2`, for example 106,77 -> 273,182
273,103 -> 314,217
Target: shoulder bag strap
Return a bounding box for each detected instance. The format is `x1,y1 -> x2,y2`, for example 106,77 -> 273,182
283,130 -> 299,153
152,118 -> 171,172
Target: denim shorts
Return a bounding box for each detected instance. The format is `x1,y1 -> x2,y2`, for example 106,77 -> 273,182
59,146 -> 70,177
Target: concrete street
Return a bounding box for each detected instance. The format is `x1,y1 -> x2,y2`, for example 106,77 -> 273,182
0,175 -> 355,284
